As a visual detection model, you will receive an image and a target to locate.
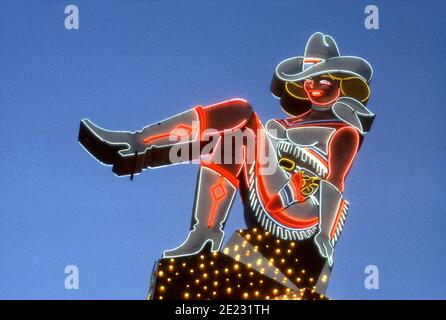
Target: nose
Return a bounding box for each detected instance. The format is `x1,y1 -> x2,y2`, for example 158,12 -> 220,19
305,79 -> 314,89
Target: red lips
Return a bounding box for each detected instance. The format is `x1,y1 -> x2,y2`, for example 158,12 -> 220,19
308,89 -> 325,97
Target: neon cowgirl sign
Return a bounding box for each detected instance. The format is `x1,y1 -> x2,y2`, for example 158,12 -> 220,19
79,32 -> 375,291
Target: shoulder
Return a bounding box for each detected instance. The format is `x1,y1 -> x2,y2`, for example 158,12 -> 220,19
329,125 -> 362,150
265,118 -> 287,140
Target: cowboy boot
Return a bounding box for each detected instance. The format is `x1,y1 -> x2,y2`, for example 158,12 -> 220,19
78,108 -> 200,176
163,166 -> 237,258
78,99 -> 253,177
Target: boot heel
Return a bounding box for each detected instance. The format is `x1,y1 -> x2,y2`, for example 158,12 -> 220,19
209,233 -> 224,252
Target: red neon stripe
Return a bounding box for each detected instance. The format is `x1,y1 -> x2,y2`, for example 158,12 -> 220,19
194,106 -> 207,140
201,163 -> 239,189
207,177 -> 227,228
329,200 -> 345,239
142,124 -> 192,144
303,58 -> 322,63
306,148 -> 328,167
252,114 -> 318,229
289,173 -> 306,203
257,166 -> 318,228
308,88 -> 341,107
142,132 -> 169,144
235,145 -> 250,186
326,126 -> 360,192
286,119 -> 343,128
203,98 -> 249,109
207,201 -> 218,228
242,145 -> 250,186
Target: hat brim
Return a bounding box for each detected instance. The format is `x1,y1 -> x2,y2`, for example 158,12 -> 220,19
275,56 -> 373,83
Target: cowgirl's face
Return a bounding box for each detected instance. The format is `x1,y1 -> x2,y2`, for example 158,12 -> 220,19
303,76 -> 341,107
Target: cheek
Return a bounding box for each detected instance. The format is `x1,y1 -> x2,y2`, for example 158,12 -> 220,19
328,87 -> 337,95
325,85 -> 340,96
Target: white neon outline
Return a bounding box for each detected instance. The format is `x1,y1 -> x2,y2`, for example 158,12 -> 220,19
247,112 -> 361,246
84,108 -> 200,154
253,174 -> 318,237
203,98 -> 249,109
79,108 -> 201,177
80,32 -> 372,264
250,144 -> 316,237
286,125 -> 336,157
332,97 -> 375,134
274,32 -> 374,83
276,140 -> 329,178
78,136 -> 188,178
276,60 -> 373,83
265,118 -> 288,141
162,166 -> 237,259
315,180 -> 343,265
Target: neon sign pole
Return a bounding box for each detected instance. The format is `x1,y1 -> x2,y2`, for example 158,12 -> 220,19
79,32 -> 375,299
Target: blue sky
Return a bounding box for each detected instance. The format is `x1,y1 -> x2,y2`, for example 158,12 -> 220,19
1,0 -> 445,299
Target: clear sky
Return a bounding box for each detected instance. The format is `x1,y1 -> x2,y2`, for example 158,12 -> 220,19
1,0 -> 445,299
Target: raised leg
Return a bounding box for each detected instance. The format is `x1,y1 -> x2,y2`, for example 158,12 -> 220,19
79,108 -> 200,176
78,99 -> 253,177
79,99 -> 256,257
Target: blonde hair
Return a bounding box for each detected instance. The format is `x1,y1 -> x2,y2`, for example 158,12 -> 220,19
285,73 -> 371,104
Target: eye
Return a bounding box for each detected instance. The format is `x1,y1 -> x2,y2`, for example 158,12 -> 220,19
319,79 -> 332,86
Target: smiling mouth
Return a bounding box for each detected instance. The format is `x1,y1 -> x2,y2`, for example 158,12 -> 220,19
309,90 -> 325,97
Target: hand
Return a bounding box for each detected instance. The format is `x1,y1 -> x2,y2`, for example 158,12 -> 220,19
314,233 -> 334,266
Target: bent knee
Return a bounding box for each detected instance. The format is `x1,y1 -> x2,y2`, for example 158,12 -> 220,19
202,98 -> 253,131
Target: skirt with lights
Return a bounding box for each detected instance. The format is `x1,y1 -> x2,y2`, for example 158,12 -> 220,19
148,228 -> 330,300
